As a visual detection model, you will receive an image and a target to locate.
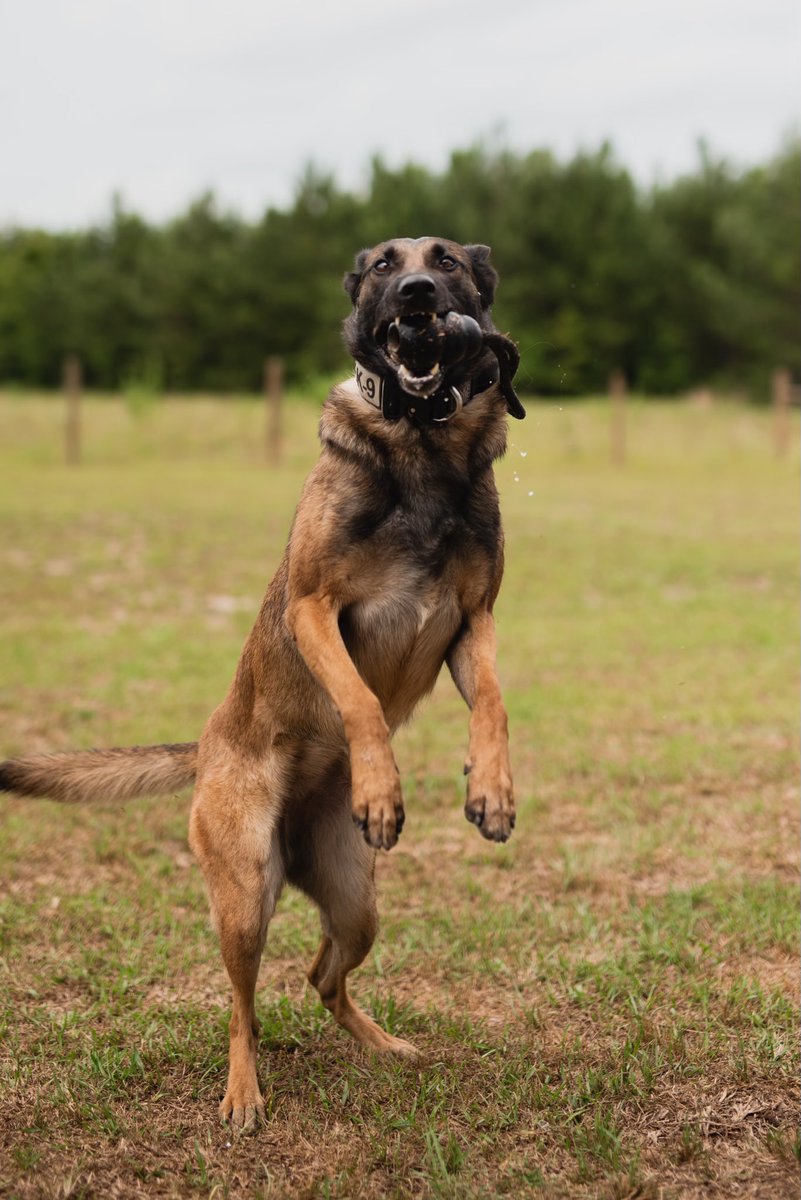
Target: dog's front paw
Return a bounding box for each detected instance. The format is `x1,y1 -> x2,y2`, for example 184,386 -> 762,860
464,758 -> 516,843
352,748 -> 405,850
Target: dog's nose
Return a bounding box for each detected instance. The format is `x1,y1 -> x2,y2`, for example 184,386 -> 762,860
398,274 -> 437,303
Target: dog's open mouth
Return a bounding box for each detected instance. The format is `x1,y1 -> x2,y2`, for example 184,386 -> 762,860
377,310 -> 483,398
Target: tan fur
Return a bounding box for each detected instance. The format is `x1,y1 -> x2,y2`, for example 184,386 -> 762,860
0,238 -> 518,1128
0,743 -> 197,804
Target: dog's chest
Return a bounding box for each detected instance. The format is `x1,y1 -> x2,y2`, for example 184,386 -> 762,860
345,559 -> 456,638
342,536 -> 461,637
338,553 -> 463,725
325,440 -> 501,722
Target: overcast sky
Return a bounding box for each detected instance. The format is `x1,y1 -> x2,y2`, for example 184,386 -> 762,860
1,0 -> 798,230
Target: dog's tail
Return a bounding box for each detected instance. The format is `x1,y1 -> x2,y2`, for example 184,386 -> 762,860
0,742 -> 198,804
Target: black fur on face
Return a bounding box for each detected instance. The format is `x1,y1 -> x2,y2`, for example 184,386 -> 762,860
342,237 -> 524,419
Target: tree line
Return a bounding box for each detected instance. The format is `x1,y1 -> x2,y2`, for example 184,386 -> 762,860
0,139 -> 796,397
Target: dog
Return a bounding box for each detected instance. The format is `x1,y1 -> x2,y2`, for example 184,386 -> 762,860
0,237 -> 524,1127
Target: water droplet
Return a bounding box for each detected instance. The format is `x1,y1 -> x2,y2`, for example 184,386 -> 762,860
519,451 -> 527,458
513,472 -> 520,482
528,490 -> 534,497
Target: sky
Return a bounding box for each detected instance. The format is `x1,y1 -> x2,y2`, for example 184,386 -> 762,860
1,0 -> 798,230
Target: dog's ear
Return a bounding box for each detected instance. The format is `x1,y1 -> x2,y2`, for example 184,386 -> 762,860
343,249 -> 370,305
465,244 -> 499,308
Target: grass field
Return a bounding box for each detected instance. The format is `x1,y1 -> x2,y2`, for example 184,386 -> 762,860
0,390 -> 798,1199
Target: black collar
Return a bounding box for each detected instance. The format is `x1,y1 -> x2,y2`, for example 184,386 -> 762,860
353,361 -> 499,424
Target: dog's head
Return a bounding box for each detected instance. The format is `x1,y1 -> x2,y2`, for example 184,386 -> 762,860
343,237 -> 524,420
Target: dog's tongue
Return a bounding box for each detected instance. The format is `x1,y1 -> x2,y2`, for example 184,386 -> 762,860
386,312 -> 483,397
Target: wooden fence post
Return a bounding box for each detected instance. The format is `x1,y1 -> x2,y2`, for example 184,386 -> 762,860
264,356 -> 284,464
63,354 -> 82,465
609,369 -> 627,466
772,367 -> 791,458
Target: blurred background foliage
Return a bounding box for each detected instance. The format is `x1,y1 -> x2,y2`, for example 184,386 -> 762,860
0,138 -> 797,398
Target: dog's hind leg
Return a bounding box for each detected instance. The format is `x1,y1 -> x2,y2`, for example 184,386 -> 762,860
289,792 -> 418,1058
189,776 -> 285,1127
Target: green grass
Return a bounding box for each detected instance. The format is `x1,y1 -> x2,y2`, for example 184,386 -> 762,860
0,389 -> 798,1198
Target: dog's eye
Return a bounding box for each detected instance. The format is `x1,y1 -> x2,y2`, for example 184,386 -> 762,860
373,259 -> 390,274
439,255 -> 457,271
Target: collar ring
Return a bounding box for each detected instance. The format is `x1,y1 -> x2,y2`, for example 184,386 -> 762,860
432,387 -> 464,423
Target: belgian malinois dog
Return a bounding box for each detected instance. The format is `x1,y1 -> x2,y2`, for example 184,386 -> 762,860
1,237 -> 524,1127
